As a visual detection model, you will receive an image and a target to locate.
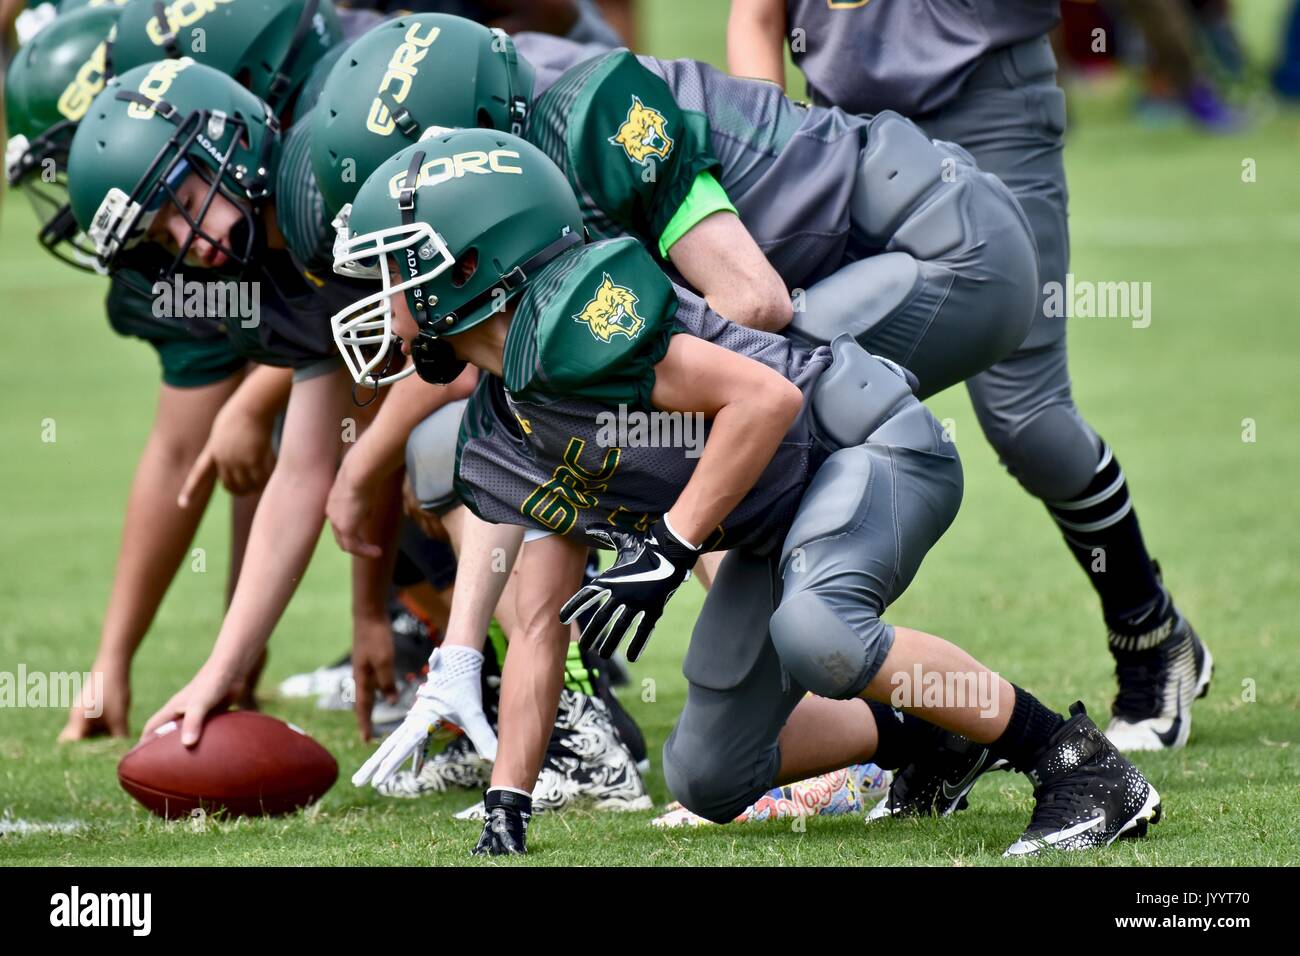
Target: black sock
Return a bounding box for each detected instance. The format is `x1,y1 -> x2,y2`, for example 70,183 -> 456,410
989,686 -> 1065,773
865,701 -> 942,770
1045,441 -> 1171,638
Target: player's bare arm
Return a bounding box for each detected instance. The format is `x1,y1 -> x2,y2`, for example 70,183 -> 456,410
726,0 -> 788,86
665,211 -> 792,333
650,333 -> 803,545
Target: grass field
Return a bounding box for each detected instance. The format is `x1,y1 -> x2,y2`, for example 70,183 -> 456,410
2,3 -> 1298,867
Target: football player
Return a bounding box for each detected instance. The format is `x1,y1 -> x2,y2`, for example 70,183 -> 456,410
4,5 -> 288,739
727,0 -> 1213,758
62,58 -> 473,744
340,130 -> 1162,858
313,13 -> 1040,402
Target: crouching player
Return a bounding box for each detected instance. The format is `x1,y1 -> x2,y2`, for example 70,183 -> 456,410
337,131 -> 1162,858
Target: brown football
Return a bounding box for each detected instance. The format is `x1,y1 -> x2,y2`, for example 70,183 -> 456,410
118,711 -> 338,819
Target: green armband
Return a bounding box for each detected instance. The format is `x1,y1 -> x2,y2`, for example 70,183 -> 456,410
657,170 -> 738,258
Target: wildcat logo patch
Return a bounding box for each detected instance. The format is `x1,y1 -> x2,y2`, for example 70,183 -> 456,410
608,96 -> 673,166
573,274 -> 645,343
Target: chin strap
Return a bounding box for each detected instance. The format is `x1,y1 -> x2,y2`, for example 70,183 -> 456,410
265,0 -> 322,110
426,229 -> 583,335
152,1 -> 182,58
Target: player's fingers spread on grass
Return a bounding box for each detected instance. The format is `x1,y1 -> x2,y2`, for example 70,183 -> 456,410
178,447 -> 216,508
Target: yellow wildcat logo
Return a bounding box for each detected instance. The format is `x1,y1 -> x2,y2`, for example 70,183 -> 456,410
608,96 -> 673,166
573,274 -> 645,343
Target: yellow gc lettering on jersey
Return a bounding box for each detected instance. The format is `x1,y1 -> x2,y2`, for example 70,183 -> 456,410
127,59 -> 191,120
521,438 -> 621,535
146,0 -> 233,47
365,24 -> 441,135
385,149 -> 522,198
57,41 -> 111,121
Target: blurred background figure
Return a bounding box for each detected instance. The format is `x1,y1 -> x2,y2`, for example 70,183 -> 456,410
1057,0 -> 1245,130
1273,0 -> 1300,96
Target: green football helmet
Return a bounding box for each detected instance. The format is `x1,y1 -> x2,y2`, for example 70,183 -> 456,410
4,4 -> 123,270
110,0 -> 341,112
332,129 -> 583,387
67,58 -> 280,280
56,0 -> 132,14
311,12 -> 533,215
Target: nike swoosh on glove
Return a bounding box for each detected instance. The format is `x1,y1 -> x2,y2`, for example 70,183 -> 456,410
558,519 -> 698,662
351,644 -> 496,788
472,787 -> 532,856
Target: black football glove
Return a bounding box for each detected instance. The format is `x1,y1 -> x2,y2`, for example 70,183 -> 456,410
558,519 -> 698,662
471,787 -> 532,856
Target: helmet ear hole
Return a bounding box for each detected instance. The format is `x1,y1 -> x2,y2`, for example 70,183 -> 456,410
477,108 -> 495,130
452,248 -> 478,288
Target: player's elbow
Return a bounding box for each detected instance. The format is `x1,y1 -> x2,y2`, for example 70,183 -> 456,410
718,280 -> 793,334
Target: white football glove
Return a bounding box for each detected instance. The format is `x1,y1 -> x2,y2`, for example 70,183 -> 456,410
351,645 -> 497,788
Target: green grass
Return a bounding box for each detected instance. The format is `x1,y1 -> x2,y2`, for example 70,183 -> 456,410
3,5 -> 1299,866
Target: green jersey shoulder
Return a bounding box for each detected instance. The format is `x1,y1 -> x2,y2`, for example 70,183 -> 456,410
503,237 -> 679,408
528,50 -> 723,252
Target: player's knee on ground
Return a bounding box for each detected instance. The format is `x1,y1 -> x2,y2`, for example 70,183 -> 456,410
983,402 -> 1101,502
662,729 -> 766,824
769,590 -> 893,700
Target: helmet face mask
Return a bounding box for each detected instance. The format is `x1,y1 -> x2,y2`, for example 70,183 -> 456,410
86,105 -> 261,278
6,123 -> 104,271
330,203 -> 456,387
4,3 -> 124,271
330,132 -> 587,390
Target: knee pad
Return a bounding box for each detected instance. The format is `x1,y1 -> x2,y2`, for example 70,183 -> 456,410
789,253 -> 922,348
994,404 -> 1101,501
851,111 -> 955,246
405,399 -> 469,512
809,336 -> 916,448
661,728 -> 757,824
770,590 -> 892,700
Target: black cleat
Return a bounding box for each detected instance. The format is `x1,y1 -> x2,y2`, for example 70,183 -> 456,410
1106,607 -> 1213,751
1005,702 -> 1161,856
867,730 -> 1008,820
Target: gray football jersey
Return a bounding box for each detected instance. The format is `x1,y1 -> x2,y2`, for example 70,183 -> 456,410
784,0 -> 1060,116
454,281 -> 833,556
637,54 -> 864,287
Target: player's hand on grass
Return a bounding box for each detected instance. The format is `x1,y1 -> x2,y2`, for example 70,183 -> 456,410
559,519 -> 698,662
351,645 -> 497,787
58,660 -> 130,741
178,404 -> 276,506
472,788 -> 532,856
141,665 -> 238,747
352,612 -> 398,742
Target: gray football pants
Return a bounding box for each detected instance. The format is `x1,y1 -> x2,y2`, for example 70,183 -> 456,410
661,337 -> 964,823
789,112 -> 1040,401
916,35 -> 1102,501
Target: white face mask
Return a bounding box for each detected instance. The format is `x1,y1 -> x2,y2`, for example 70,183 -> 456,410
330,203 -> 456,387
